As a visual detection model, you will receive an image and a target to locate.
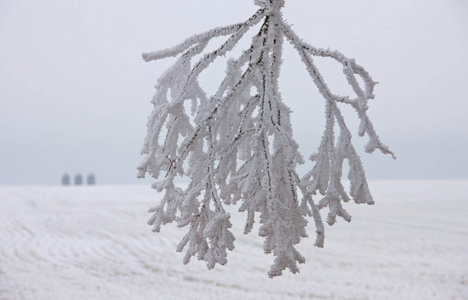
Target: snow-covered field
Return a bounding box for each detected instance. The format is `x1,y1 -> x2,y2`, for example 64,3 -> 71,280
1,180 -> 467,299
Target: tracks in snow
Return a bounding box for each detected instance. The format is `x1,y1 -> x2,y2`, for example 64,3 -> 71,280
0,183 -> 467,299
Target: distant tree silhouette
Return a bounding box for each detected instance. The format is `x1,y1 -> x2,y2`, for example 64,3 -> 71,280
61,173 -> 70,186
74,173 -> 83,185
87,173 -> 96,185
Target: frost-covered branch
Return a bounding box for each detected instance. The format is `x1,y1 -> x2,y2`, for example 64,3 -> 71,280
139,0 -> 393,278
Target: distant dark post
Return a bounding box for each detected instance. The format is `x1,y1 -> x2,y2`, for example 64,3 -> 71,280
62,173 -> 70,186
87,173 -> 96,185
74,173 -> 83,185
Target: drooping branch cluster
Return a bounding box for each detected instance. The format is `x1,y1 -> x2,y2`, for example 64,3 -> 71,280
138,0 -> 393,278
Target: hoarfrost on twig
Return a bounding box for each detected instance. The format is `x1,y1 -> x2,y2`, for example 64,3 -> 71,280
138,0 -> 393,277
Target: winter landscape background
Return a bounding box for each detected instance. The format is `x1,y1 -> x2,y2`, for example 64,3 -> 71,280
1,0 -> 467,184
1,0 -> 468,299
1,180 -> 467,299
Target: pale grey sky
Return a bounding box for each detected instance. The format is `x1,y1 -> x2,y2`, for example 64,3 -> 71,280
1,0 -> 467,185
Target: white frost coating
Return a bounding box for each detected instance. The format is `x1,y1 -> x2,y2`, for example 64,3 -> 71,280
138,0 -> 394,278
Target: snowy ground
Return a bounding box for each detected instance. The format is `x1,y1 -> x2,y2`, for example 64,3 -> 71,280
0,180 -> 467,299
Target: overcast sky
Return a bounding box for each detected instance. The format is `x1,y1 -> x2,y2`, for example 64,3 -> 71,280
1,0 -> 467,185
